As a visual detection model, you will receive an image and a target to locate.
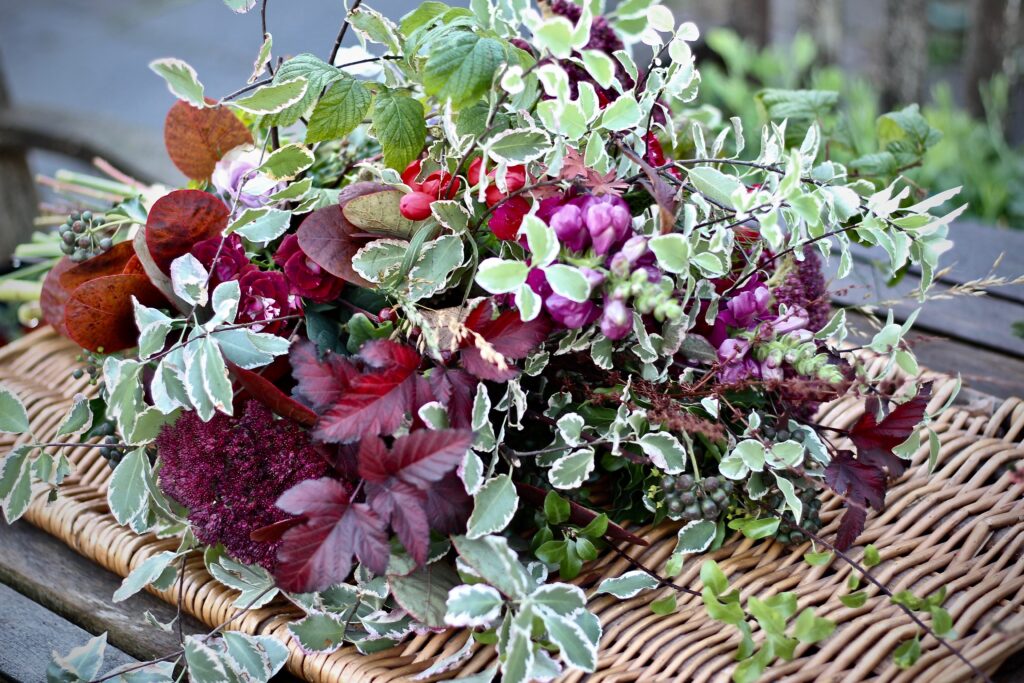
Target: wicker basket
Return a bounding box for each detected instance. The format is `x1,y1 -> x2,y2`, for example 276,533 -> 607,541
2,327 -> 1023,682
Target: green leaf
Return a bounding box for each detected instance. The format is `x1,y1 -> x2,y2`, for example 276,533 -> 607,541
650,594 -> 677,615
467,474 -> 519,538
306,76 -> 373,144
544,264 -> 591,302
107,448 -> 151,528
114,551 -> 178,602
184,636 -> 229,683
264,54 -> 341,126
599,94 -> 643,131
47,633 -> 107,682
702,588 -> 744,625
687,166 -> 744,209
487,128 -> 552,165
538,609 -> 598,671
548,448 -> 595,489
840,591 -> 867,608
205,545 -> 279,608
0,384 -> 30,434
700,559 -> 728,596
406,235 -> 464,301
793,607 -> 835,643
534,16 -> 575,58
803,551 -> 833,567
578,513 -> 608,539
595,570 -> 660,598
258,143 -> 315,181
348,5 -> 401,52
423,32 -> 505,110
453,534 -> 535,599
288,612 -> 348,654
648,234 -> 691,274
930,606 -> 955,637
756,89 -> 839,120
732,516 -> 779,540
389,561 -> 460,628
149,58 -> 205,107
674,520 -> 717,554
639,432 -> 687,474
531,583 -> 586,616
372,90 -> 427,170
544,490 -> 570,525
863,544 -> 881,568
230,77 -> 309,115
893,635 -> 922,669
400,1 -> 451,35
476,258 -> 528,294
445,583 -> 504,627
580,50 -> 616,89
223,632 -> 288,683
0,445 -> 33,523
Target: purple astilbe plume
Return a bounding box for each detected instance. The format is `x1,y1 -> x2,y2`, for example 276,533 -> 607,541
156,401 -> 329,570
774,248 -> 831,332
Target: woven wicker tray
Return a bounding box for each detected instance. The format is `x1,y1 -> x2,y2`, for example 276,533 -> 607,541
2,327 -> 1023,682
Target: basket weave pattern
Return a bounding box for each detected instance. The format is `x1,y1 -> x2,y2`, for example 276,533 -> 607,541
2,327 -> 1023,682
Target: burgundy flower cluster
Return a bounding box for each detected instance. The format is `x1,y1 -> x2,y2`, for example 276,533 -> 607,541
156,401 -> 329,570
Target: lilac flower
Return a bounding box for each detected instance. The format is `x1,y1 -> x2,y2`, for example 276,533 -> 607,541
719,284 -> 771,329
582,195 -> 631,255
546,294 -> 599,329
600,296 -> 632,340
718,338 -> 758,384
549,204 -> 589,252
211,145 -> 284,209
769,306 -> 810,335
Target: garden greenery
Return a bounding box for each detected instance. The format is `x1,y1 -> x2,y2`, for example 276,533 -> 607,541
0,0 -> 983,681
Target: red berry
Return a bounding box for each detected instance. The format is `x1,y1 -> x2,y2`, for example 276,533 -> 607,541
401,159 -> 423,189
467,157 -> 484,186
421,170 -> 461,199
378,307 -> 397,322
399,191 -> 434,220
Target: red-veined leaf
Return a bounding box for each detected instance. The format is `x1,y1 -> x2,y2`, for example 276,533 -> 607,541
145,189 -> 230,275
164,99 -> 252,180
274,477 -> 389,592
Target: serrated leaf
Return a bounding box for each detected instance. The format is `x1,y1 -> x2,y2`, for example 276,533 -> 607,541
423,32 -> 505,109
306,76 -> 373,144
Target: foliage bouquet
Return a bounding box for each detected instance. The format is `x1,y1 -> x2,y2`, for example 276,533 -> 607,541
0,0 -> 974,681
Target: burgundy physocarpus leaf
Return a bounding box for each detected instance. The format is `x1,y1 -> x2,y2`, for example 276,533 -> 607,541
424,472 -> 472,535
274,477 -> 390,592
834,503 -> 867,552
460,300 -> 550,381
824,450 -> 886,551
849,383 -> 932,477
428,367 -> 478,430
358,430 -> 473,564
292,339 -> 431,444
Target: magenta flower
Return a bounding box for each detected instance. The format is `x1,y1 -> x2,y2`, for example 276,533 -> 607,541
582,195 -> 631,255
546,294 -> 599,329
600,296 -> 632,340
719,284 -> 771,329
191,233 -> 254,289
156,401 -> 329,570
273,234 -> 344,303
549,204 -> 589,252
237,269 -> 302,335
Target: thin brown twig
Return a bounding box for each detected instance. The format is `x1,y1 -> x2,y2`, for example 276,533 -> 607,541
328,0 -> 365,66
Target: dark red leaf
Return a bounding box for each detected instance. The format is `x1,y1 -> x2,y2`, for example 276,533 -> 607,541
63,274 -> 167,353
59,241 -> 137,291
229,362 -> 317,427
292,339 -> 431,444
249,516 -> 304,544
164,100 -> 252,180
40,257 -> 76,336
274,477 -> 390,592
824,450 -> 886,511
145,189 -> 230,275
424,472 -> 472,535
428,367 -> 478,430
296,182 -> 394,289
460,300 -> 551,381
849,384 -> 932,477
834,504 -> 868,552
358,429 -> 472,564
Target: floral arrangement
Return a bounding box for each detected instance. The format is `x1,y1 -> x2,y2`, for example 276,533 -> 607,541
0,0 -> 979,681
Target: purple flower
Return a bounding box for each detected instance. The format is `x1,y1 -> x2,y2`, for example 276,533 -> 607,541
546,294 -> 599,329
717,338 -> 757,384
769,306 -> 810,335
582,195 -> 631,255
549,204 -> 589,252
156,401 -> 329,570
719,284 -> 771,329
600,297 -> 632,340
211,145 -> 285,210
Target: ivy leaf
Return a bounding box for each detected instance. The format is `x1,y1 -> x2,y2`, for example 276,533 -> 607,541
359,429 -> 473,564
372,89 -> 427,170
274,477 -> 390,592
849,384 -> 932,477
460,300 -> 551,381
291,339 -> 431,444
423,31 -> 506,110
306,76 -> 373,144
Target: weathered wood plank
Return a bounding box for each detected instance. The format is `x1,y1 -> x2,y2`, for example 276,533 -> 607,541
0,582 -> 137,682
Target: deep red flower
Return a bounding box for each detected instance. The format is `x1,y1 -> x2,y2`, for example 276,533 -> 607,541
156,401 -> 329,570
190,233 -> 254,289
273,234 -> 344,303
488,195 -> 531,240
237,268 -> 302,335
